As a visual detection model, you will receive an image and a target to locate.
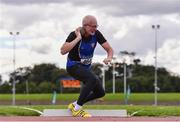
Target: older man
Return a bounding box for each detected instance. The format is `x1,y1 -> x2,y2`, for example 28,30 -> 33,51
61,15 -> 113,117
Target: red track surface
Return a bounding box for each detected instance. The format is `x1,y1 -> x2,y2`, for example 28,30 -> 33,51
0,116 -> 180,122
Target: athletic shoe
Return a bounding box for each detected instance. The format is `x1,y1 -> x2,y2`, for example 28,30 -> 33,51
71,108 -> 92,118
68,103 -> 75,112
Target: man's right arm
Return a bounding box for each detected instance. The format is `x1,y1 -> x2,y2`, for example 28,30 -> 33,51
60,38 -> 81,55
60,28 -> 82,55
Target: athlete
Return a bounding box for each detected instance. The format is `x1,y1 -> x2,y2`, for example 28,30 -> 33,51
60,15 -> 113,117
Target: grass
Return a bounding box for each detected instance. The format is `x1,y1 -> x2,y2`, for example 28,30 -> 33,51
0,93 -> 180,116
0,105 -> 180,116
0,93 -> 180,102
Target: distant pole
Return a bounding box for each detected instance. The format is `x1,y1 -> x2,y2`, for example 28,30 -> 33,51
152,24 -> 160,106
112,57 -> 116,94
9,31 -> 19,105
119,51 -> 128,104
123,60 -> 127,104
102,65 -> 105,90
26,80 -> 29,104
101,64 -> 109,91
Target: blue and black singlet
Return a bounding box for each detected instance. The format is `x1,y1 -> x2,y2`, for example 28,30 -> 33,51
65,30 -> 107,68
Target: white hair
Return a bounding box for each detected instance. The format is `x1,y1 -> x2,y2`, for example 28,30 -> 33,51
82,15 -> 97,26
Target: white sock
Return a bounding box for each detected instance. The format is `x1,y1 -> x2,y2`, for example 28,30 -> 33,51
74,103 -> 82,111
72,101 -> 77,106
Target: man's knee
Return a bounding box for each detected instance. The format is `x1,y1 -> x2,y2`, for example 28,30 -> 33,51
96,88 -> 105,98
100,90 -> 105,97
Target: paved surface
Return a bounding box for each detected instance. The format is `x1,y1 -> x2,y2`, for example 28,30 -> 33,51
0,116 -> 180,122
43,109 -> 127,117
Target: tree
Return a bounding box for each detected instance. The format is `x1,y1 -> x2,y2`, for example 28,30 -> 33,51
4,61 -> 180,93
0,82 -> 11,93
133,59 -> 141,65
9,67 -> 31,84
29,63 -> 68,85
38,81 -> 53,93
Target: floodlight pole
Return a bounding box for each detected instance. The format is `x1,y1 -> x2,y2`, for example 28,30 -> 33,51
9,31 -> 19,105
152,25 -> 160,106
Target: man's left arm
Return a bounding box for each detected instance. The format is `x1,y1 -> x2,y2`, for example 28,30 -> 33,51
101,42 -> 114,65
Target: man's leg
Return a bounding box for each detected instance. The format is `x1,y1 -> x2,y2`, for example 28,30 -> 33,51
82,79 -> 105,104
67,64 -> 99,117
67,64 -> 99,106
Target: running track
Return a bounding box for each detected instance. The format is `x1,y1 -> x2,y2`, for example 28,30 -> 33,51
0,116 -> 180,122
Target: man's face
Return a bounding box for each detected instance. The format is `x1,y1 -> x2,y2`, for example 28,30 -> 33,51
84,21 -> 98,36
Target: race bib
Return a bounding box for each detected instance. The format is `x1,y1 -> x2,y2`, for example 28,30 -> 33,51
80,58 -> 92,65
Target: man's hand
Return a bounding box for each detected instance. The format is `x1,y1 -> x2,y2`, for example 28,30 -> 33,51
103,57 -> 112,65
101,42 -> 114,65
75,27 -> 82,40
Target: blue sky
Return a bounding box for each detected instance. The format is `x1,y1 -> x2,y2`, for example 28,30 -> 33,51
0,0 -> 180,80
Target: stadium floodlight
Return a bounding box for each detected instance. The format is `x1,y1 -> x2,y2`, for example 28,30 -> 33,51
152,24 -> 160,106
9,31 -> 20,105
